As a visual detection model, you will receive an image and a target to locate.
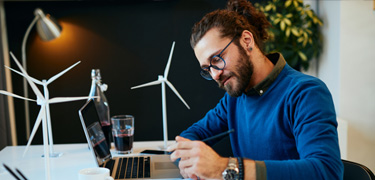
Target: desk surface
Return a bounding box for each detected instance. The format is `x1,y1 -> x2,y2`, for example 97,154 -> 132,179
0,141 -> 175,180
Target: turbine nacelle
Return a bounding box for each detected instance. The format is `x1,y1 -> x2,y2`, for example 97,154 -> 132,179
158,75 -> 165,81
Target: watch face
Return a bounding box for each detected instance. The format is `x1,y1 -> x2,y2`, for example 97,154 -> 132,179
223,169 -> 239,180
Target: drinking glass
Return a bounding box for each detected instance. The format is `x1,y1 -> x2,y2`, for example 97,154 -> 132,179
111,115 -> 134,154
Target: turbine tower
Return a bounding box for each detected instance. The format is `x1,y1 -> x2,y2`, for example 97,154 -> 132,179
131,41 -> 190,149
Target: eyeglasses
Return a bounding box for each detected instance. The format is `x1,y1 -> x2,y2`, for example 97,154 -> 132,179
200,37 -> 235,80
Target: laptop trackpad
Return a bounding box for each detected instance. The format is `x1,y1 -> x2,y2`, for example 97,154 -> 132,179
154,162 -> 178,170
151,155 -> 181,178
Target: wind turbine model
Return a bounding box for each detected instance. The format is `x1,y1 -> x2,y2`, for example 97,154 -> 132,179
0,52 -> 92,180
8,59 -> 82,158
131,41 -> 190,149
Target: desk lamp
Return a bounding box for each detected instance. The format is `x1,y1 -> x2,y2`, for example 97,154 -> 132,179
22,8 -> 61,140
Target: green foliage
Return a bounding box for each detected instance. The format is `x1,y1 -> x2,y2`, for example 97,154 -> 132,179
255,0 -> 323,71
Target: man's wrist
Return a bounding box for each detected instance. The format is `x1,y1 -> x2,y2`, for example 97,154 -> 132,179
243,159 -> 256,180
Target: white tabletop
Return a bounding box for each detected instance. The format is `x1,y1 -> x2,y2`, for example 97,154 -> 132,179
0,141 -> 176,180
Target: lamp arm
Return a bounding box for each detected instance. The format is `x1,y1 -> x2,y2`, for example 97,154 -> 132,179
21,15 -> 39,140
22,15 -> 39,68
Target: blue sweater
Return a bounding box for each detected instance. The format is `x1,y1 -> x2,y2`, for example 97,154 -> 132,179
180,61 -> 343,179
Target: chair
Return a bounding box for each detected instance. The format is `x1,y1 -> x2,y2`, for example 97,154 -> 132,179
342,159 -> 375,180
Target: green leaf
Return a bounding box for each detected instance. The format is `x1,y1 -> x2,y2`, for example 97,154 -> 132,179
291,28 -> 299,36
306,29 -> 312,34
280,21 -> 286,31
298,51 -> 307,61
265,4 -> 273,11
306,10 -> 314,19
285,27 -> 291,37
293,0 -> 298,8
284,18 -> 292,26
303,39 -> 308,47
313,17 -> 323,26
274,18 -> 281,24
285,0 -> 292,8
297,37 -> 304,43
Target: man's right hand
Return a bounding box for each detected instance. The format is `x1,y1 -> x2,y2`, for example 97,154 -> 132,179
167,136 -> 227,180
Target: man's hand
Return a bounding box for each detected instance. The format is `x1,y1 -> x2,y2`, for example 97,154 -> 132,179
167,136 -> 228,180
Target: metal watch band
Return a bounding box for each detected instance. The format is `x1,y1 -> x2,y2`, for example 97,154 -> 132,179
222,157 -> 239,180
228,157 -> 237,168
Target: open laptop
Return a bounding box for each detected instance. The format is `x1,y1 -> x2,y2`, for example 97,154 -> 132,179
78,99 -> 181,179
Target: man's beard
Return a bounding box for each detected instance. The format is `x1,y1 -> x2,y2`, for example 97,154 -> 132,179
217,46 -> 253,97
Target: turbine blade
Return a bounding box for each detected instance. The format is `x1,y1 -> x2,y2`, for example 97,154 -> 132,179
164,41 -> 175,79
23,105 -> 45,157
165,80 -> 190,109
5,66 -> 43,85
47,61 -> 81,84
0,90 -> 36,102
131,80 -> 161,89
9,52 -> 44,100
48,96 -> 91,104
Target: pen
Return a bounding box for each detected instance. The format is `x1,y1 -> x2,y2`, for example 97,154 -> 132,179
170,129 -> 235,166
3,164 -> 21,180
168,129 -> 235,154
202,129 -> 235,143
16,168 -> 28,180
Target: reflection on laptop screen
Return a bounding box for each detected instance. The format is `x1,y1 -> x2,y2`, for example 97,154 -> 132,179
81,99 -> 100,129
79,99 -> 111,165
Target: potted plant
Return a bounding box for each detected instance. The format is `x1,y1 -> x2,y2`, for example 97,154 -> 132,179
255,0 -> 323,71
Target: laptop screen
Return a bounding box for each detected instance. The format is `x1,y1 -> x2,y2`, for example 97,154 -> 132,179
79,99 -> 111,166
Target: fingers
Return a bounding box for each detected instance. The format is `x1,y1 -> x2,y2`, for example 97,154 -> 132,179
175,136 -> 190,142
169,141 -> 205,162
178,157 -> 193,169
167,137 -> 195,153
170,149 -> 191,161
166,136 -> 190,152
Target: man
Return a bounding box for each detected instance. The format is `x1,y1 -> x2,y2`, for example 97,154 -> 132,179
167,0 -> 343,180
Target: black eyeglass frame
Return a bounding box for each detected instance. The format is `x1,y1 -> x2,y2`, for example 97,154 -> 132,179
200,37 -> 236,80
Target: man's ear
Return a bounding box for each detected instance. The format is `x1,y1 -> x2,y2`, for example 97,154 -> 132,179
241,30 -> 255,51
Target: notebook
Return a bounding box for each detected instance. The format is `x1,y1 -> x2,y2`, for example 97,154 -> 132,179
78,99 -> 181,179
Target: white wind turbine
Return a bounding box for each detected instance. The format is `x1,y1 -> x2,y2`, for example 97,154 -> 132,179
131,41 -> 190,149
0,52 -> 93,180
8,59 -> 82,158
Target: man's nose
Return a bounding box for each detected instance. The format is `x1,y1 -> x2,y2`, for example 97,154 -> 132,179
210,68 -> 223,80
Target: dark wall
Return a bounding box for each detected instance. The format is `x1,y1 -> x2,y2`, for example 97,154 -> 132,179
4,0 -> 232,145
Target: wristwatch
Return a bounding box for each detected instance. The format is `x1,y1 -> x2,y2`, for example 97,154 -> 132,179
222,157 -> 239,180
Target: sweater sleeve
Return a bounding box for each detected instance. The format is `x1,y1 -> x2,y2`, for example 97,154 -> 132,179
264,79 -> 343,180
180,94 -> 230,146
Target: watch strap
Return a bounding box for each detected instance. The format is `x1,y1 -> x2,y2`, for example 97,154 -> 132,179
237,157 -> 243,180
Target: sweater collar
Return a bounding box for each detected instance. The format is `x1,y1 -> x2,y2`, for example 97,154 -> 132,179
245,53 -> 286,96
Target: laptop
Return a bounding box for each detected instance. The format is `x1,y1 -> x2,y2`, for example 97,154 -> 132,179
78,99 -> 182,179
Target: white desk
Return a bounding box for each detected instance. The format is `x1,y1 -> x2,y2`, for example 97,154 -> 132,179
0,141 -> 175,180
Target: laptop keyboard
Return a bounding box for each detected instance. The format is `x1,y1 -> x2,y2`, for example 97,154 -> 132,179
103,157 -> 151,179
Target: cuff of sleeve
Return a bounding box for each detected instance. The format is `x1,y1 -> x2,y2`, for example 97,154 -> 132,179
255,161 -> 267,180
